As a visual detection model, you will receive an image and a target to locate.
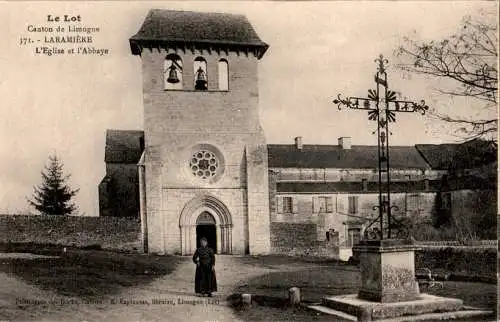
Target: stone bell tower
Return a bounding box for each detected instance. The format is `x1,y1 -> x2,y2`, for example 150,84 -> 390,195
130,9 -> 271,255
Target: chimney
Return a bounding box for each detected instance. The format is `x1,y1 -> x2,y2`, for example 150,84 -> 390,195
338,137 -> 352,150
294,136 -> 303,150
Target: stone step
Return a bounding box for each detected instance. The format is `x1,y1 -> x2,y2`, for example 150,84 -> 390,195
308,304 -> 494,322
321,293 -> 466,320
306,304 -> 357,321
375,309 -> 494,322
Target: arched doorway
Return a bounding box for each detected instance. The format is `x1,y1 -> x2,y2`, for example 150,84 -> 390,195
179,194 -> 233,255
196,211 -> 217,250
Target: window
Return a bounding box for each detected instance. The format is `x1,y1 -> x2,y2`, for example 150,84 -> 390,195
283,197 -> 293,213
347,228 -> 361,247
194,57 -> 208,90
164,54 -> 183,90
348,196 -> 359,214
312,196 -> 333,213
277,196 -> 297,214
218,59 -> 229,90
406,194 -> 420,213
362,179 -> 368,191
189,150 -> 219,180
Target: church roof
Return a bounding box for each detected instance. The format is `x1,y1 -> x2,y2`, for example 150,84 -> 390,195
267,145 -> 430,169
104,130 -> 144,164
415,139 -> 497,170
130,9 -> 269,58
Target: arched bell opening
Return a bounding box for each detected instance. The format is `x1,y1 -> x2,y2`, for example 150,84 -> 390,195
164,53 -> 183,90
194,57 -> 208,90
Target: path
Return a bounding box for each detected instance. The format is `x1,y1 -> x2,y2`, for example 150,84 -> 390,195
1,255 -> 283,322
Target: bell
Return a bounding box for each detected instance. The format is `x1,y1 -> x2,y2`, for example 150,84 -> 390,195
195,67 -> 208,90
167,65 -> 180,84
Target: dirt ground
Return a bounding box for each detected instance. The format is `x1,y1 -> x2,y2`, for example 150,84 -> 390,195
0,253 -> 329,322
0,251 -> 495,322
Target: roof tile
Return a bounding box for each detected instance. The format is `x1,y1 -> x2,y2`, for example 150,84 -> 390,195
130,9 -> 268,56
104,130 -> 144,164
267,144 -> 430,169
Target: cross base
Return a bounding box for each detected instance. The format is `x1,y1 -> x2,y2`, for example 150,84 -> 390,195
320,293 -> 467,321
353,239 -> 420,303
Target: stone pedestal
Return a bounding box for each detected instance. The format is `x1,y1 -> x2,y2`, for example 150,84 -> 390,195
309,238 -> 490,321
354,239 -> 420,303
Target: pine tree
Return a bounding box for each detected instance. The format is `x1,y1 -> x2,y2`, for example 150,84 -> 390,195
27,155 -> 79,215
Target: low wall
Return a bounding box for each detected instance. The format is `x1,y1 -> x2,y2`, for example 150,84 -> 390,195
269,244 -> 339,258
415,246 -> 496,281
270,222 -> 339,258
0,214 -> 141,251
270,222 -> 317,247
415,240 -> 497,247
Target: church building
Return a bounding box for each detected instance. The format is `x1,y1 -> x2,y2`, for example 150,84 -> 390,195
98,9 -> 496,257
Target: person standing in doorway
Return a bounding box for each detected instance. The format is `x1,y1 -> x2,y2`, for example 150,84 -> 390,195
192,236 -> 217,297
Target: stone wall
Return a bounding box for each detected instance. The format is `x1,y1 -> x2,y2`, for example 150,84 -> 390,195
99,163 -> 140,218
269,222 -> 338,257
0,215 -> 141,251
270,222 -> 317,247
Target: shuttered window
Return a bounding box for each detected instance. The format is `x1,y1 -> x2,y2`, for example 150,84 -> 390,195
283,197 -> 293,213
348,196 -> 359,214
312,196 -> 333,213
277,196 -> 297,214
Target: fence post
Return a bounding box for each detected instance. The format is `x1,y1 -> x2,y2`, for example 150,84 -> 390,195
288,287 -> 301,305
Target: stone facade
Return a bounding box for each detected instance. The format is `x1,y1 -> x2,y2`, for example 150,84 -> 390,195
99,163 -> 140,218
269,166 -> 439,251
139,51 -> 270,254
130,10 -> 270,255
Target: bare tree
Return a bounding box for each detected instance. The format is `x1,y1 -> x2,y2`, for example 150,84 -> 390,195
396,10 -> 498,140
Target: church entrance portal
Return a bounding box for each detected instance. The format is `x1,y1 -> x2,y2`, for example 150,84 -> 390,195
196,212 -> 217,250
179,194 -> 233,255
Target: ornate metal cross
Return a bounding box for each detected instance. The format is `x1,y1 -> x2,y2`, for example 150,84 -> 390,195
333,55 -> 429,240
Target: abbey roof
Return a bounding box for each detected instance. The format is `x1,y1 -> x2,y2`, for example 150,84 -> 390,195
267,144 -> 429,169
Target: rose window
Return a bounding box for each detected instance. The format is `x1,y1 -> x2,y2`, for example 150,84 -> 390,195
190,150 -> 219,179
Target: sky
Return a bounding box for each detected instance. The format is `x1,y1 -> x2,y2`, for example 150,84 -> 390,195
0,1 -> 497,216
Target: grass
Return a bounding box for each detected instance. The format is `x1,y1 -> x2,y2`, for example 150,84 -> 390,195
232,254 -> 349,265
0,245 -> 496,321
232,264 -> 360,303
0,246 -> 179,299
228,256 -> 497,322
230,303 -> 350,322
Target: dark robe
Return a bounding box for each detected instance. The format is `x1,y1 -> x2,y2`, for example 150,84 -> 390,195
192,246 -> 217,294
